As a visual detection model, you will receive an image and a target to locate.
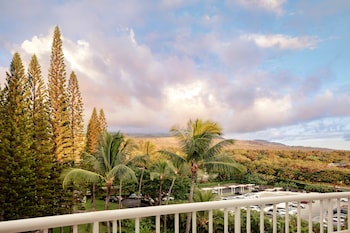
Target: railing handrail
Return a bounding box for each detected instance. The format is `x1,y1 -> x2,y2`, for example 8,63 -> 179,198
1,191 -> 349,233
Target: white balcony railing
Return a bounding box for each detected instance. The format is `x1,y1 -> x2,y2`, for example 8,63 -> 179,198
1,191 -> 349,233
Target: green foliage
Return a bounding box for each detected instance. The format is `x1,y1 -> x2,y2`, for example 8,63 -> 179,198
48,26 -> 72,162
0,53 -> 37,220
304,184 -> 333,193
273,181 -> 298,190
68,71 -> 85,162
85,107 -> 101,155
28,54 -> 56,217
236,148 -> 350,190
63,132 -> 137,210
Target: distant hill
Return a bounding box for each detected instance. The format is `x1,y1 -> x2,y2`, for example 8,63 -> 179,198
127,134 -> 335,151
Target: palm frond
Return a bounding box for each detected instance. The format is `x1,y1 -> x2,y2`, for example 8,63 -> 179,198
204,161 -> 246,175
127,154 -> 149,167
62,168 -> 101,188
205,139 -> 234,159
158,150 -> 186,164
193,188 -> 219,202
109,164 -> 137,183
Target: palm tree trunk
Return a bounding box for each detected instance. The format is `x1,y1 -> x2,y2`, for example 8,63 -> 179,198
158,178 -> 163,205
165,177 -> 176,205
137,167 -> 145,207
118,180 -> 123,233
185,172 -> 196,233
118,179 -> 123,209
91,183 -> 96,210
164,177 -> 176,233
106,183 -> 111,233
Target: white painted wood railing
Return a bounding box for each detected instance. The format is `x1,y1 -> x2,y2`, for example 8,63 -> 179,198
0,192 -> 349,233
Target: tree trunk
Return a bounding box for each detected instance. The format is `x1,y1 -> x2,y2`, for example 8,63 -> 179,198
91,183 -> 96,211
185,171 -> 196,233
164,177 -> 176,233
118,180 -> 122,232
118,180 -> 123,209
137,167 -> 145,207
105,183 -> 111,233
158,178 -> 163,205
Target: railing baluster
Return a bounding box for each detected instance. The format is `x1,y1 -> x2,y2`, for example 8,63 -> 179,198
273,204 -> 277,233
93,221 -> 98,233
246,206 -> 251,233
235,207 -> 240,233
156,215 -> 160,233
285,202 -> 289,233
135,218 -> 140,233
192,211 -> 197,233
175,213 -> 179,233
72,224 -> 78,233
224,208 -> 228,233
112,220 -> 117,233
348,200 -> 350,231
260,204 -> 264,233
308,201 -> 312,233
336,198 -> 341,231
297,202 -> 301,233
327,199 -> 333,233
209,209 -> 213,233
320,199 -> 324,233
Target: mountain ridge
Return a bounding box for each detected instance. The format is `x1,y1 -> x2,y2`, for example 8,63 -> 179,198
127,133 -> 336,151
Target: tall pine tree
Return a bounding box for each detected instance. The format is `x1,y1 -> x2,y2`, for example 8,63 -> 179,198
28,54 -> 55,217
85,107 -> 100,155
47,26 -> 73,215
0,53 -> 36,220
68,71 -> 85,163
99,108 -> 107,133
48,26 -> 72,162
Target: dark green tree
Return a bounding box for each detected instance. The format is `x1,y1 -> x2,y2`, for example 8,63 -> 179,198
28,54 -> 55,217
0,53 -> 36,220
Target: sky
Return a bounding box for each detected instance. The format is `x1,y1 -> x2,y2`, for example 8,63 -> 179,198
0,0 -> 350,150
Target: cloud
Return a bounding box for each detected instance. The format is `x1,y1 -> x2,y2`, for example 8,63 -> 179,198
228,0 -> 286,15
241,34 -> 320,50
5,25 -> 350,139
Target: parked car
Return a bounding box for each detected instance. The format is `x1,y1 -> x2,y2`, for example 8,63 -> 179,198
333,207 -> 348,214
129,193 -> 142,199
162,196 -> 174,201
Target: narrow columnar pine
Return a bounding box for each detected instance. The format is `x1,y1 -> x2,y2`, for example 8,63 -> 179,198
0,53 -> 36,220
47,26 -> 74,215
68,71 -> 85,163
99,108 -> 107,133
0,84 -> 5,221
28,54 -> 55,217
85,107 -> 101,155
48,26 -> 72,162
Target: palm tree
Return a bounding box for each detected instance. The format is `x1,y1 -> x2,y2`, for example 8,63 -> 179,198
160,118 -> 245,233
164,158 -> 188,205
134,140 -> 156,199
63,132 -> 137,210
150,159 -> 173,205
193,189 -> 220,233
